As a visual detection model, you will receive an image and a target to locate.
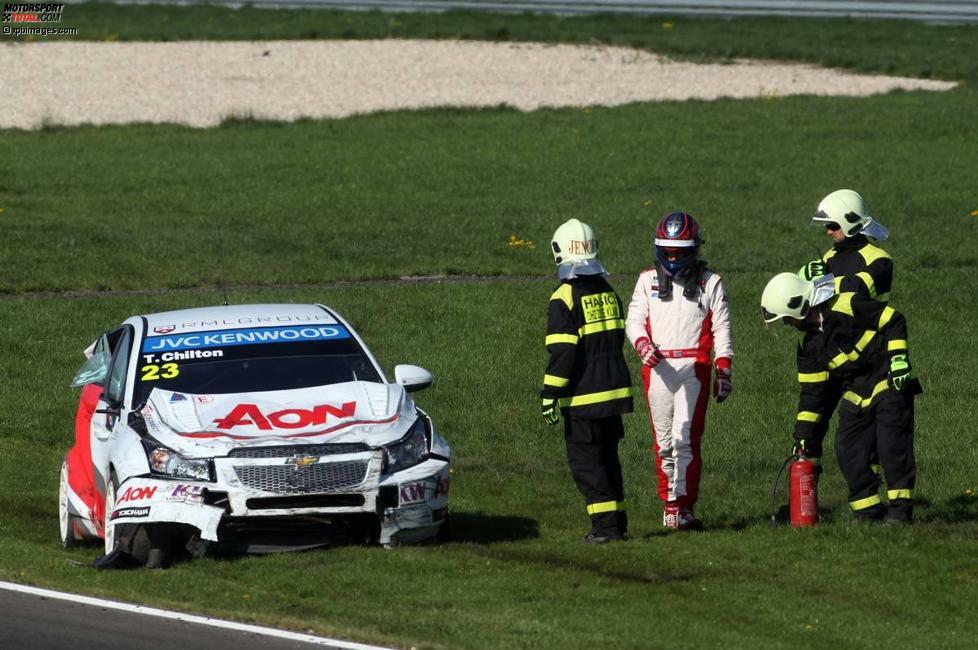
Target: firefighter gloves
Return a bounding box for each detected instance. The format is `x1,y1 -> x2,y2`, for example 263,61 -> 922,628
634,337 -> 663,368
889,354 -> 912,391
798,259 -> 828,281
541,398 -> 560,425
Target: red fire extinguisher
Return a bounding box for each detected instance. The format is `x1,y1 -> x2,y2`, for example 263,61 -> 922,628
789,455 -> 819,527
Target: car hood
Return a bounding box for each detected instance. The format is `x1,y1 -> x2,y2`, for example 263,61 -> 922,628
139,381 -> 416,457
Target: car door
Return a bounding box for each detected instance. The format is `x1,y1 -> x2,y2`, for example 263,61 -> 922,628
90,326 -> 135,501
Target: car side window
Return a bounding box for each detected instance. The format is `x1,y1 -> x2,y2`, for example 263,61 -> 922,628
104,328 -> 134,406
70,334 -> 112,388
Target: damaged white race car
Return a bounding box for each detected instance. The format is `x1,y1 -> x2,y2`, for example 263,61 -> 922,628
60,304 -> 450,567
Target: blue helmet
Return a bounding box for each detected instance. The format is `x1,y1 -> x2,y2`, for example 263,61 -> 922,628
655,212 -> 702,277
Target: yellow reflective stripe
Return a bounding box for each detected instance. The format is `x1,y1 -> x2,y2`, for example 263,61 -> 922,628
578,318 -> 625,336
842,379 -> 891,409
878,306 -> 896,329
870,464 -> 881,477
559,387 -> 633,408
887,489 -> 913,500
823,249 -> 836,262
551,284 -> 574,310
854,330 -> 876,352
586,500 -> 621,515
832,293 -> 855,317
796,411 -> 821,423
834,276 -> 843,292
543,374 -> 569,388
849,494 -> 882,511
859,244 -> 891,266
827,352 -> 849,370
887,339 -> 908,352
876,292 -> 890,304
545,333 -> 579,346
855,271 -> 876,297
798,371 -> 829,383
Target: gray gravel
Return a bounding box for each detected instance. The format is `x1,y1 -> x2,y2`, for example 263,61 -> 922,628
0,39 -> 957,130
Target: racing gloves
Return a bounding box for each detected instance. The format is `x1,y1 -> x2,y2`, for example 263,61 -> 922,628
713,358 -> 732,403
634,337 -> 664,368
798,259 -> 828,281
889,354 -> 912,391
541,398 -> 560,426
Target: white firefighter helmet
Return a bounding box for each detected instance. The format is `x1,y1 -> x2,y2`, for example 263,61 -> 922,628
761,272 -> 836,323
811,189 -> 889,241
551,218 -> 598,265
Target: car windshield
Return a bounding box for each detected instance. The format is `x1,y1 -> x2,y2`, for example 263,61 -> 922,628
133,323 -> 382,407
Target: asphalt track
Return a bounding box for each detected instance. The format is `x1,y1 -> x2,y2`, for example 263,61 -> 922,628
0,582 -> 392,650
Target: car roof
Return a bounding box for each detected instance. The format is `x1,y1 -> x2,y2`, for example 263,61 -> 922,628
135,304 -> 340,337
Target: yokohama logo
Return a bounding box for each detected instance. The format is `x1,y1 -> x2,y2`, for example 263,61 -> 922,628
213,402 -> 357,430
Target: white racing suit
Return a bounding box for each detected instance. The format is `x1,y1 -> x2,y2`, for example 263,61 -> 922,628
625,266 -> 733,511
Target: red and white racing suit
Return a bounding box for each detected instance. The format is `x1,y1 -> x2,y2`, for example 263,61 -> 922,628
625,268 -> 733,510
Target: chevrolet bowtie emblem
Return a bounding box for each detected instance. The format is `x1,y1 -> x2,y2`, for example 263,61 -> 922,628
286,455 -> 319,470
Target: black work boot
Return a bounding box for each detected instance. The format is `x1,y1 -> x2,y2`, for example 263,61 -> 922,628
885,499 -> 913,525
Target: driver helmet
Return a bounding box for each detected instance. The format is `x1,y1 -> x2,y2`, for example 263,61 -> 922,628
655,211 -> 702,277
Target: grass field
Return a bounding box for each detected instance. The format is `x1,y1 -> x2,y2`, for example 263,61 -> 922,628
2,6 -> 978,650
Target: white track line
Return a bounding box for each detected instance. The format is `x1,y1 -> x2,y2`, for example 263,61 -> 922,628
0,581 -> 394,650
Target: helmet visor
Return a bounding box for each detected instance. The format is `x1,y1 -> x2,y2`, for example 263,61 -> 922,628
861,219 -> 889,242
811,274 -> 836,308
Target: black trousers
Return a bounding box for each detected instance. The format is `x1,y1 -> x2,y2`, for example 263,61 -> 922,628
564,415 -> 626,534
836,389 -> 916,520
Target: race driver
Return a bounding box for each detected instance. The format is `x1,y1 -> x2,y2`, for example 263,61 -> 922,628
761,272 -> 921,523
794,189 -> 893,464
540,218 -> 634,544
624,212 -> 733,531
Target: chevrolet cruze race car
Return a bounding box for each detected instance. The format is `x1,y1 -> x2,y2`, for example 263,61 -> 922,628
59,304 -> 450,567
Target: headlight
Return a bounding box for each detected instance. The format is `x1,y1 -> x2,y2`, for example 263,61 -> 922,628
142,441 -> 212,481
383,417 -> 429,474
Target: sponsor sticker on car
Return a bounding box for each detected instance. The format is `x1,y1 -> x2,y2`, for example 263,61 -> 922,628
142,325 -> 350,353
110,506 -> 150,520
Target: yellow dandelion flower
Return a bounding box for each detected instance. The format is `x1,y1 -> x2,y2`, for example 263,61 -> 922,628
242,594 -> 251,599
970,210 -> 978,217
966,488 -> 975,496
804,624 -> 815,630
662,22 -> 674,29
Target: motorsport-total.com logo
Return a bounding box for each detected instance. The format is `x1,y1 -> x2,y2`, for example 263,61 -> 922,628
1,2 -> 64,22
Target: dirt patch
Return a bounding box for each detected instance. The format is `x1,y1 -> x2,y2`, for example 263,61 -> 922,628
0,39 -> 956,130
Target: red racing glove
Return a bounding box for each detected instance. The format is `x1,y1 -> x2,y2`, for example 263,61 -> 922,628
713,358 -> 732,403
634,337 -> 664,368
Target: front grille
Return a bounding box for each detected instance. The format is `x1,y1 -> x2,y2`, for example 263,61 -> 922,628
246,494 -> 365,510
228,443 -> 369,459
234,461 -> 369,494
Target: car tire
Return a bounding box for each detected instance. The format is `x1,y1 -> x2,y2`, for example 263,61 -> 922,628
104,471 -> 152,566
59,461 -> 79,549
437,513 -> 452,543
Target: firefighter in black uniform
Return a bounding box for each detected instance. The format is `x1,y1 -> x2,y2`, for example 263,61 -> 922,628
795,189 -> 894,465
541,218 -> 634,543
762,272 -> 921,523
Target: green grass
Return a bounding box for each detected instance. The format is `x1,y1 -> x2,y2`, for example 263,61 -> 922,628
2,5 -> 978,649
2,278 -> 977,649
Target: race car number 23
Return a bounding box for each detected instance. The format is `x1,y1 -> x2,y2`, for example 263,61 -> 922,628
141,363 -> 180,381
